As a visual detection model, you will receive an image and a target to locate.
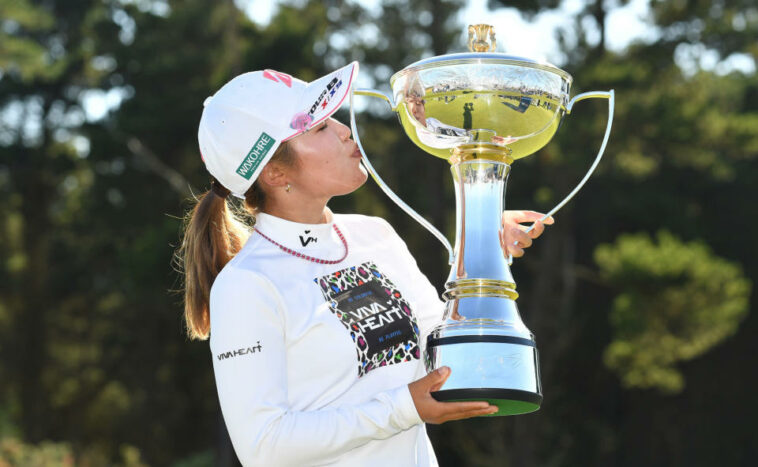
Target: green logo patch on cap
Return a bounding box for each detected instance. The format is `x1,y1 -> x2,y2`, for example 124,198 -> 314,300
236,132 -> 276,180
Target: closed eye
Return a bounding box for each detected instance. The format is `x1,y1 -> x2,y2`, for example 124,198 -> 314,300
316,121 -> 328,132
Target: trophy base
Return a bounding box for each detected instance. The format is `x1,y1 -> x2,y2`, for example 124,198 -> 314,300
431,388 -> 542,417
425,305 -> 542,417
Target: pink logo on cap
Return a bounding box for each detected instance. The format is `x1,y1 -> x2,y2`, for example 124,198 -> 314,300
263,70 -> 293,88
290,112 -> 314,131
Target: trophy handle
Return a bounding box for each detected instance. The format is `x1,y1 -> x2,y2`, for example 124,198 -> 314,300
350,87 -> 455,265
508,90 -> 615,265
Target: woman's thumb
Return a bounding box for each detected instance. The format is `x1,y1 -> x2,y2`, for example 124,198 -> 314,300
428,366 -> 451,391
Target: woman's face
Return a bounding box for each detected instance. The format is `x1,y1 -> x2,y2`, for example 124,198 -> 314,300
284,117 -> 368,198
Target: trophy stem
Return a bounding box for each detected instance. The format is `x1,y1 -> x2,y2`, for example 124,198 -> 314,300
446,157 -> 517,300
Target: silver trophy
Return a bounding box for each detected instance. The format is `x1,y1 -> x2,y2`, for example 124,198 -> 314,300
350,24 -> 614,416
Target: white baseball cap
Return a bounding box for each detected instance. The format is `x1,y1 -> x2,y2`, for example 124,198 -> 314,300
198,61 -> 359,198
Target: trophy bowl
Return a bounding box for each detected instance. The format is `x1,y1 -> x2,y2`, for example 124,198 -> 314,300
391,53 -> 572,161
350,24 -> 614,416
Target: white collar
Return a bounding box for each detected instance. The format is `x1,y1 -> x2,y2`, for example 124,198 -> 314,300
254,209 -> 341,252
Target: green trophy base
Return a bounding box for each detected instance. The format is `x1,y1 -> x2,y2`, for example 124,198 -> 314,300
432,388 -> 542,417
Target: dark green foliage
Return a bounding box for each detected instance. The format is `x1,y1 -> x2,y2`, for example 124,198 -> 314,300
596,231 -> 750,393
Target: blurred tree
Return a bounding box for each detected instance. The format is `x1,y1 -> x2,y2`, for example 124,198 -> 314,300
0,0 -> 109,454
0,437 -> 74,466
651,0 -> 758,61
595,231 -> 750,392
0,0 -> 56,81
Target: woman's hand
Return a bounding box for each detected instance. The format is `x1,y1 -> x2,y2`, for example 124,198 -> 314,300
408,367 -> 498,424
499,210 -> 555,258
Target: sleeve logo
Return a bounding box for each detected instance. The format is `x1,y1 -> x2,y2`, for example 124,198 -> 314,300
216,341 -> 263,361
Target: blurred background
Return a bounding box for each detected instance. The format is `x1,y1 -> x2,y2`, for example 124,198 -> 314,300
1,0 -> 756,465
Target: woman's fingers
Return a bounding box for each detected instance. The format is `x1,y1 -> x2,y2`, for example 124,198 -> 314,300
439,404 -> 499,422
513,228 -> 532,248
527,220 -> 545,239
499,229 -> 518,257
508,245 -> 524,258
499,211 -> 555,257
426,401 -> 498,424
439,401 -> 491,413
502,210 -> 555,226
447,405 -> 499,421
500,227 -> 532,257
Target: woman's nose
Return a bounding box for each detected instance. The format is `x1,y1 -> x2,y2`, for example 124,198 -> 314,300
333,118 -> 352,141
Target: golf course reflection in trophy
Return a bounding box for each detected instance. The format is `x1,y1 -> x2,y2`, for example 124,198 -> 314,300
349,24 -> 614,416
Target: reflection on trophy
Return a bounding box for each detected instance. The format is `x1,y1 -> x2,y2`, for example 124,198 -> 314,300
350,24 -> 614,416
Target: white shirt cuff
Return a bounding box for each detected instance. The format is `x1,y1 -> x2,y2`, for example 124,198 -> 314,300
388,384 -> 424,430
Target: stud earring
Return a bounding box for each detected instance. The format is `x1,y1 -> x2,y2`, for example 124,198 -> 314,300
285,183 -> 291,193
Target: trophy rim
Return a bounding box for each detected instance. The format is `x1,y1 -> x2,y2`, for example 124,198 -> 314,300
390,52 -> 573,86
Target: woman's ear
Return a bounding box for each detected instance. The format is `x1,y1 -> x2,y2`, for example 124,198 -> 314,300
258,162 -> 288,189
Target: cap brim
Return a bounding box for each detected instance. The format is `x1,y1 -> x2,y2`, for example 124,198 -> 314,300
284,61 -> 358,140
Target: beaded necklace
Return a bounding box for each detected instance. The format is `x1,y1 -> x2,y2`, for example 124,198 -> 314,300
253,224 -> 348,265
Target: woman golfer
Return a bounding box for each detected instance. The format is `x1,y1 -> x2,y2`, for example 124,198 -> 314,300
179,62 -> 552,466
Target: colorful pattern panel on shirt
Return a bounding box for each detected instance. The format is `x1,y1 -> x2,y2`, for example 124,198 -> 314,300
315,262 -> 420,377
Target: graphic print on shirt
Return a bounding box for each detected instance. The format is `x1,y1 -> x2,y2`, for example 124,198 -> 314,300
315,262 -> 420,377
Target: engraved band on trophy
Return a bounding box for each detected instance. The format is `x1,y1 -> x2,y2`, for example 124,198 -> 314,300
349,24 -> 615,416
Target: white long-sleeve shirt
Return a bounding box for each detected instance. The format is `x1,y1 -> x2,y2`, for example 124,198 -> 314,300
209,211 -> 445,466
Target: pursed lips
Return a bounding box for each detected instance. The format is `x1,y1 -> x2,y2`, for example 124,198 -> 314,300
351,144 -> 362,158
